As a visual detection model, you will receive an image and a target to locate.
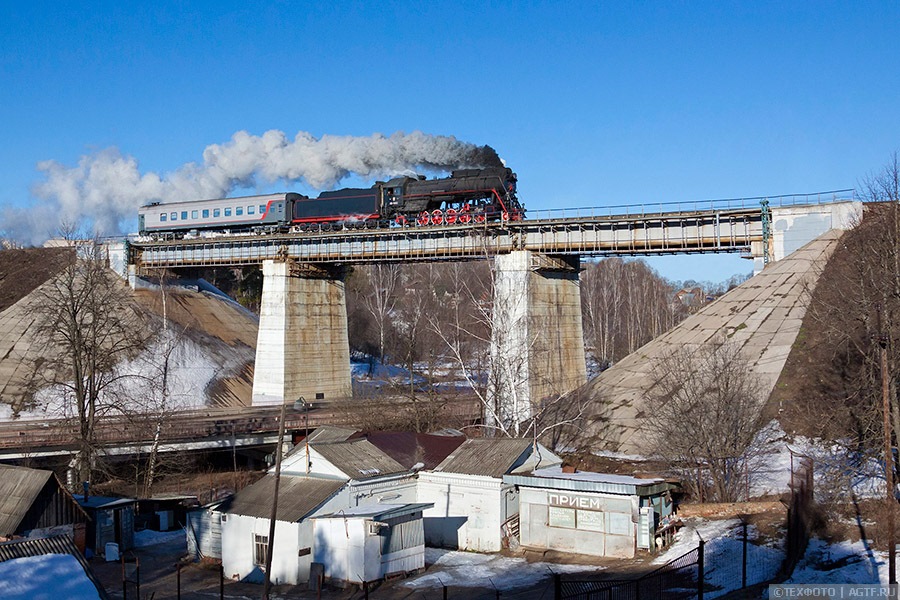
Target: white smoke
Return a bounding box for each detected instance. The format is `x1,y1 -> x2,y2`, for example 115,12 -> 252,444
4,130 -> 503,245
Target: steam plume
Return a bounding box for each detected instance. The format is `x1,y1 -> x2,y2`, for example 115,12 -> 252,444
3,130 -> 504,245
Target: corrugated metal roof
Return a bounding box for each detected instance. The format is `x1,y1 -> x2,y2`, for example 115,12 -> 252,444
312,438 -> 407,480
435,439 -> 534,477
222,476 -> 343,521
363,431 -> 466,470
0,535 -> 111,600
504,468 -> 675,497
0,464 -> 54,535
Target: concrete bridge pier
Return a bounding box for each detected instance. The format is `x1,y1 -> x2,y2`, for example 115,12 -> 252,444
251,259 -> 352,406
488,251 -> 587,429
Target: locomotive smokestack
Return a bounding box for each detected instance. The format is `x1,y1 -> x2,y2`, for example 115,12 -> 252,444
3,130 -> 508,245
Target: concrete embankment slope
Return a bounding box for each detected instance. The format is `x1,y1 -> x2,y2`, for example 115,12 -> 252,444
584,229 -> 844,455
0,248 -> 258,414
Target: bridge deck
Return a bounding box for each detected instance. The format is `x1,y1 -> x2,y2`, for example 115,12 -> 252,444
131,207 -> 764,269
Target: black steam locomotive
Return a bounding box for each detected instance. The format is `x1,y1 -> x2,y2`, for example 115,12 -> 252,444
138,167 -> 522,236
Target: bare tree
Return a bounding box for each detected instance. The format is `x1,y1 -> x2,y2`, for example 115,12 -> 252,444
359,263 -> 401,365
644,337 -> 767,502
794,153 -> 900,485
429,256 -> 589,445
581,258 -> 684,369
29,238 -> 152,483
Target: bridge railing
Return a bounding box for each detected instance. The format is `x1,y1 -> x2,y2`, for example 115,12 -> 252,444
523,189 -> 856,221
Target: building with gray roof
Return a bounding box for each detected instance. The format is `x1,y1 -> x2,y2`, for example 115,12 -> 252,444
419,438 -> 561,552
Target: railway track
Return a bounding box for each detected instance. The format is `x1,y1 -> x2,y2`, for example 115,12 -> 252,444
0,396 -> 481,456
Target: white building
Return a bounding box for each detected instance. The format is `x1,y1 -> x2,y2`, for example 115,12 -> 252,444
216,428 -> 673,586
505,467 -> 677,559
417,439 -> 561,552
311,503 -> 432,584
221,435 -> 424,585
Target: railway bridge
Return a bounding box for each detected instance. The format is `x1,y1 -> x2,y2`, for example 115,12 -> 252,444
125,191 -> 859,425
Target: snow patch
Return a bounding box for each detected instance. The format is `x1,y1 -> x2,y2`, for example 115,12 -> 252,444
403,548 -> 599,590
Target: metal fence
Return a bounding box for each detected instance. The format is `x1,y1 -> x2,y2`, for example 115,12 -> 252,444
557,542 -> 703,600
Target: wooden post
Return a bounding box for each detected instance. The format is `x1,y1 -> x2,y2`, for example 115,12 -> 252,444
741,521 -> 748,589
262,400 -> 287,599
697,538 -> 705,600
882,342 -> 896,584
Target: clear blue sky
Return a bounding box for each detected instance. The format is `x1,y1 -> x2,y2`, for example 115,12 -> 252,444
1,1 -> 898,282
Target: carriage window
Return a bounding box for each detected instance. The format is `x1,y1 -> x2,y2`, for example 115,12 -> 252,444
202,209 -> 210,218
213,208 -> 220,217
224,208 -> 232,216
171,212 -> 177,221
181,211 -> 188,220
259,204 -> 266,214
191,210 -> 199,219
247,206 -> 255,215
236,207 -> 243,216
160,214 -> 167,222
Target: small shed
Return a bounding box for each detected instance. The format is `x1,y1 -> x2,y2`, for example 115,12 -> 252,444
186,500 -> 226,561
312,503 -> 432,585
0,464 -> 88,548
76,495 -> 136,555
504,467 -> 676,559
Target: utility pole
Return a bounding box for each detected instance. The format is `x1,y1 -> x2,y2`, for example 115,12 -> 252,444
262,400 -> 287,600
882,338 -> 897,584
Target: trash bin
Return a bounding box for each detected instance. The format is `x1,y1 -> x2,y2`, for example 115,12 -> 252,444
105,542 -> 119,561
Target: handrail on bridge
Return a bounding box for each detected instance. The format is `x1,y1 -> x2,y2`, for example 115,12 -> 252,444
523,189 -> 856,222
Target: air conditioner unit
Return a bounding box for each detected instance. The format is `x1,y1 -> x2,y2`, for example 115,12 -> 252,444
367,521 -> 388,536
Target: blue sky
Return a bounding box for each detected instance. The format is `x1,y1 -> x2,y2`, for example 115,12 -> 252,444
1,1 -> 898,282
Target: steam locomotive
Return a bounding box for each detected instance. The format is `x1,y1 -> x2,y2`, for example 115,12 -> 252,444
137,167 -> 522,237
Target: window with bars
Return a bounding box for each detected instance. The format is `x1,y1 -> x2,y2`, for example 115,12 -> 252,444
253,534 -> 268,566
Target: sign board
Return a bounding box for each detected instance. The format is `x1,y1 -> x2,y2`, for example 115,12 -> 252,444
578,510 -> 604,532
548,506 -> 576,528
548,493 -> 601,511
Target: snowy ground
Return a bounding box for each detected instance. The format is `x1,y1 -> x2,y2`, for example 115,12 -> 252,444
655,517 -> 784,598
133,527 -> 187,548
785,538 -> 889,585
402,548 -> 600,591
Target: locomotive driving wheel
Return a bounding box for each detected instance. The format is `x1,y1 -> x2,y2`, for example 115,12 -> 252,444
445,208 -> 458,224
431,209 -> 444,225
417,211 -> 430,226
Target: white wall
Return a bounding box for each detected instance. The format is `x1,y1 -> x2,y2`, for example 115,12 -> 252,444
756,200 -> 862,271
417,472 -> 508,552
221,514 -> 310,585
313,518 -> 376,584
518,487 -> 637,559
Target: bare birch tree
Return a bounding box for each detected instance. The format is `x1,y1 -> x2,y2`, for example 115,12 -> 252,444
29,239 -> 152,484
359,263 -> 401,365
644,337 -> 767,502
582,258 -> 683,369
